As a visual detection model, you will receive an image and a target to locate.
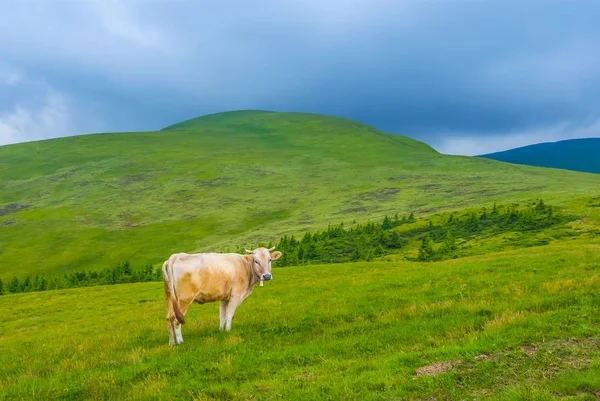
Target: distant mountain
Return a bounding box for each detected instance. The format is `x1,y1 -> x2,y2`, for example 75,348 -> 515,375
477,138 -> 600,174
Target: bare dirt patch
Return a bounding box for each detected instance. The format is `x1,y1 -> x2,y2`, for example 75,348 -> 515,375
119,174 -> 149,186
356,187 -> 401,202
195,177 -> 232,187
521,344 -> 538,356
415,360 -> 461,377
0,203 -> 31,217
48,167 -> 84,182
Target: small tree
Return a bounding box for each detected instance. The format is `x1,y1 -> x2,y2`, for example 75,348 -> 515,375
8,277 -> 19,294
0,278 -> 4,295
442,230 -> 457,253
39,276 -> 48,291
492,202 -> 498,216
418,234 -> 435,260
123,261 -> 132,276
381,216 -> 393,230
390,231 -> 403,249
536,199 -> 545,211
21,276 -> 31,292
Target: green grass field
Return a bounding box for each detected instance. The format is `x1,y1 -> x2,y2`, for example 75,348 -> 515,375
1,111 -> 599,279
1,237 -> 600,400
1,110 -> 600,399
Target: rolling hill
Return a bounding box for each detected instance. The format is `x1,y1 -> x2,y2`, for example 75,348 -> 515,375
478,138 -> 600,174
1,110 -> 599,280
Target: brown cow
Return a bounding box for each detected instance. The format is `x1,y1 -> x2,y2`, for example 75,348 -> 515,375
161,246 -> 282,345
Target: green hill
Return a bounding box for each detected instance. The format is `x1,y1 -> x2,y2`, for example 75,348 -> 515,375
478,138 -> 600,174
1,110 -> 599,280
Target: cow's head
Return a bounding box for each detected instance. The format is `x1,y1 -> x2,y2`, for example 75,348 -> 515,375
245,246 -> 282,283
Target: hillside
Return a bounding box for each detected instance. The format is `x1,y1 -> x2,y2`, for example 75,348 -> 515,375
2,239 -> 600,400
478,138 -> 600,174
1,111 -> 599,279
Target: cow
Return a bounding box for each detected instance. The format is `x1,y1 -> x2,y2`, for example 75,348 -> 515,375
161,246 -> 282,345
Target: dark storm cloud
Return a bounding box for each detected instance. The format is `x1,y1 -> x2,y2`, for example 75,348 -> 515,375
1,0 -> 599,154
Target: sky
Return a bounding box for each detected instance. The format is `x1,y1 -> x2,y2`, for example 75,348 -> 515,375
1,0 -> 599,155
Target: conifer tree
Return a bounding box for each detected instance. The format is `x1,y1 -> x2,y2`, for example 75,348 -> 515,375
442,230 -> 457,253
8,277 -> 19,293
492,202 -> 498,215
418,234 -> 435,260
382,216 -> 393,230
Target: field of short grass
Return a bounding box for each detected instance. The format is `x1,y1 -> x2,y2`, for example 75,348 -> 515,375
2,239 -> 600,400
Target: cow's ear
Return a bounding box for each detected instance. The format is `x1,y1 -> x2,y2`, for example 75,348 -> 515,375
271,251 -> 282,260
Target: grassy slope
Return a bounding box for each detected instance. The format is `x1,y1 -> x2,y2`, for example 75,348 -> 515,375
1,110 -> 599,280
1,237 -> 599,400
478,138 -> 600,175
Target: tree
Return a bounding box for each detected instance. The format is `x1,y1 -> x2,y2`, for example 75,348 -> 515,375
21,276 -> 31,292
381,216 -> 393,230
0,278 -> 4,295
8,277 -> 19,294
467,212 -> 480,232
418,234 -> 435,260
408,212 -> 415,222
441,230 -> 457,253
536,199 -> 545,211
389,231 -> 403,249
123,261 -> 132,276
38,276 -> 48,291
492,202 -> 498,216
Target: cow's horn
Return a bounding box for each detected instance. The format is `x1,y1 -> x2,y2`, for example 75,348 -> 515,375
268,246 -> 276,251
244,248 -> 254,254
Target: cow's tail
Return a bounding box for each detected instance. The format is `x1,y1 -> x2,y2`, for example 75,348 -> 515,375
162,257 -> 186,325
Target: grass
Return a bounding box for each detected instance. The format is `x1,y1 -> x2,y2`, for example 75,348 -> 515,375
1,237 -> 600,400
1,110 -> 599,279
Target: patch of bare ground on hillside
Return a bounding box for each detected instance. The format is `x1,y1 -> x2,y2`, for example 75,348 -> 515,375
414,338 -> 600,393
0,203 -> 31,217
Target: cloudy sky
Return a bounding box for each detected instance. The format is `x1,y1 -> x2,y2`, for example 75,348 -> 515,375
1,0 -> 599,155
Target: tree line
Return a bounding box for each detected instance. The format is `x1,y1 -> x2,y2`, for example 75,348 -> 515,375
417,199 -> 566,260
0,262 -> 161,296
0,200 -> 569,296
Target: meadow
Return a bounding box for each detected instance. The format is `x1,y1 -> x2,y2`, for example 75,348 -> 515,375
1,237 -> 600,400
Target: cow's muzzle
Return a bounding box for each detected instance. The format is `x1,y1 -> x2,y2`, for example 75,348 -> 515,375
261,273 -> 272,281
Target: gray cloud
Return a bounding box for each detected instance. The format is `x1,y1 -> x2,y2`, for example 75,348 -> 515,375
1,0 -> 599,152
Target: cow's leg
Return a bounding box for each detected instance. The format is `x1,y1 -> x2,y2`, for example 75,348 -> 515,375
219,300 -> 228,331
165,299 -> 176,346
169,318 -> 178,345
224,297 -> 241,331
174,299 -> 192,345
